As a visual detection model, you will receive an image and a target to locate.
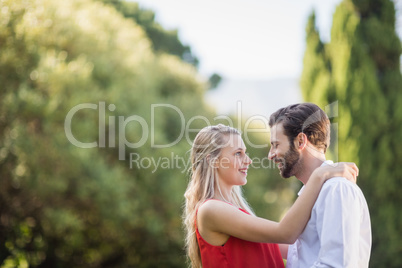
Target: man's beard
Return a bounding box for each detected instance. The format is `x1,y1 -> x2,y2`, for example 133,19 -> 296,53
276,145 -> 302,178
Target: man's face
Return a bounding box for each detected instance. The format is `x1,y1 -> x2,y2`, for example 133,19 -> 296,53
268,123 -> 302,178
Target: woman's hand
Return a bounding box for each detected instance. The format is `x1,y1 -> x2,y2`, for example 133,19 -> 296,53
313,162 -> 359,184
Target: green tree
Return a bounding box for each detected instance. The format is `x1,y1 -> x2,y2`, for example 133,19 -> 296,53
99,0 -> 199,67
207,73 -> 223,90
301,0 -> 402,266
300,12 -> 332,105
99,0 -> 226,89
0,0 -> 210,266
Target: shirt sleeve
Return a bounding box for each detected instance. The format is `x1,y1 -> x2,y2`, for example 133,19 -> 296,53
312,179 -> 362,268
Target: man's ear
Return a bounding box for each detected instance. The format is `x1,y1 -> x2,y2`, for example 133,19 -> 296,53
295,133 -> 308,150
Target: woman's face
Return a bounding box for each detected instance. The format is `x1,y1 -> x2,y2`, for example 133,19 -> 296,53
215,134 -> 252,187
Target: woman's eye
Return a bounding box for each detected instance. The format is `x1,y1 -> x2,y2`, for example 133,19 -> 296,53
235,152 -> 242,156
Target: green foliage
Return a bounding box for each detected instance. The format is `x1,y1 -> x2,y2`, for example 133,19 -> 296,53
301,0 -> 402,266
300,12 -> 332,105
98,0 -> 199,67
0,0 -> 208,266
207,73 -> 223,90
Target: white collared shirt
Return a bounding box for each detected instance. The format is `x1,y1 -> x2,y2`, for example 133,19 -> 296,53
286,161 -> 372,268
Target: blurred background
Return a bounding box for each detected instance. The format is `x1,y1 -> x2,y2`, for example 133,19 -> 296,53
0,0 -> 401,267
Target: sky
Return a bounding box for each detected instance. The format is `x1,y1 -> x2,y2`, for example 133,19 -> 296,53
136,0 -> 402,81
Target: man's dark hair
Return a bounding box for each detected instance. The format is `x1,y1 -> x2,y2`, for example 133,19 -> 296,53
269,103 -> 330,152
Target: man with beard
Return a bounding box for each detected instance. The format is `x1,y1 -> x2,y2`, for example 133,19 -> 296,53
268,103 -> 371,268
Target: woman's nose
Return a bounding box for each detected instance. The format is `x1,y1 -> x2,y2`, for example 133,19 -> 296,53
245,154 -> 252,165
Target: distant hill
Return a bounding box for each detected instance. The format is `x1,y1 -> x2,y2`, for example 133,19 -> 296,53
204,77 -> 303,119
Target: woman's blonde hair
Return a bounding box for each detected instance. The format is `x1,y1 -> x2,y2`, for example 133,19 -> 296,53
183,124 -> 254,268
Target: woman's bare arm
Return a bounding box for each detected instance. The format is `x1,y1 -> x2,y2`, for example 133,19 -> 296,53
198,162 -> 358,244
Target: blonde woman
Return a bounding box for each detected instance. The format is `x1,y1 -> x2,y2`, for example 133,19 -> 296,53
183,124 -> 358,268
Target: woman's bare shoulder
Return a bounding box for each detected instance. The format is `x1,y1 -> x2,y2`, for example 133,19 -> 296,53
198,199 -> 238,222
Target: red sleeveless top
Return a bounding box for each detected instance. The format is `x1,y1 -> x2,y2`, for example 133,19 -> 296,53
195,200 -> 285,268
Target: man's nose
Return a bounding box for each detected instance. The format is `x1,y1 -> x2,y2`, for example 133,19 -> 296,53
268,149 -> 275,160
